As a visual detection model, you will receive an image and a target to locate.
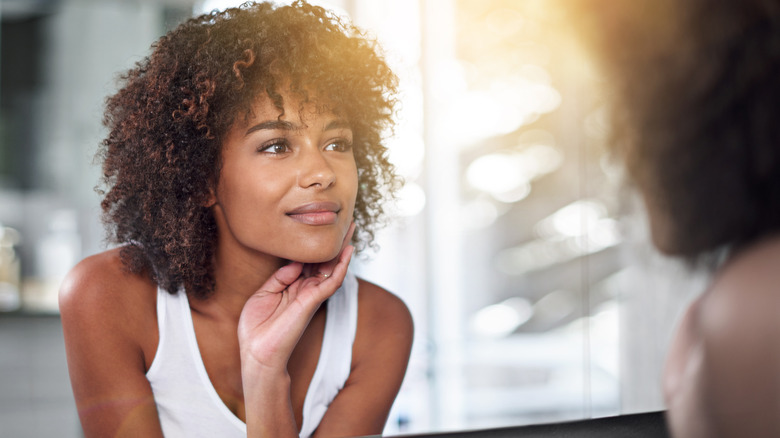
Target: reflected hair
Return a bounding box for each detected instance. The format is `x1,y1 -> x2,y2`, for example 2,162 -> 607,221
98,1 -> 400,298
576,0 -> 780,261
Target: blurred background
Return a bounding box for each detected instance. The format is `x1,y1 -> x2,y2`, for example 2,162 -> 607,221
0,0 -> 712,436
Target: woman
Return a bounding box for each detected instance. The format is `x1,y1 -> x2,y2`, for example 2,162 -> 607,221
575,0 -> 780,436
59,2 -> 413,437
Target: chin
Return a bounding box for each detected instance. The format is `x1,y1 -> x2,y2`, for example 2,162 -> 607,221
286,241 -> 343,264
650,232 -> 677,255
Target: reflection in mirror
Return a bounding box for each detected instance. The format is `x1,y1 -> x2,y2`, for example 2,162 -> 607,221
1,0 -> 707,436
359,0 -> 705,434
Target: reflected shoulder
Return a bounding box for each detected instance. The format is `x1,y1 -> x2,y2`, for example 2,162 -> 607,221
676,235 -> 780,436
702,234 -> 780,330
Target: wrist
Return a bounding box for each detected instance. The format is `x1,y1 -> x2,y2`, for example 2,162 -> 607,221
240,345 -> 291,375
241,357 -> 290,384
242,367 -> 296,438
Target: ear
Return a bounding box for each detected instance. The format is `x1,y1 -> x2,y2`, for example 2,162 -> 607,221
203,182 -> 217,208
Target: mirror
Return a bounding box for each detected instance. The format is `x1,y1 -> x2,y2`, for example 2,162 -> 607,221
0,0 -> 707,436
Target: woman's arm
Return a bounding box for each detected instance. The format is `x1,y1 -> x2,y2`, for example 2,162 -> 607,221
239,226 -> 357,438
312,280 -> 414,438
59,250 -> 164,438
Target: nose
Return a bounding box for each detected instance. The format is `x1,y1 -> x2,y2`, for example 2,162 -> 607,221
298,148 -> 336,189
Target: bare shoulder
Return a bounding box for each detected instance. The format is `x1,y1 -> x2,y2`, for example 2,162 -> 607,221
700,235 -> 780,335
352,277 -> 414,372
59,247 -> 163,436
60,247 -> 156,310
59,247 -> 158,350
355,278 -> 414,339
675,235 -> 780,436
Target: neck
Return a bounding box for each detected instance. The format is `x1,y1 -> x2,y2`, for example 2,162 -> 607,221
195,243 -> 287,322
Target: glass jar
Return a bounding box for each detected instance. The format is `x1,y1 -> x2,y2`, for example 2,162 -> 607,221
0,225 -> 22,311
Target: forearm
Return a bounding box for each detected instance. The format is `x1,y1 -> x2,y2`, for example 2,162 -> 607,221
242,366 -> 299,438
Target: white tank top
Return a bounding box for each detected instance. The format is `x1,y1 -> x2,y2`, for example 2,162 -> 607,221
146,272 -> 359,438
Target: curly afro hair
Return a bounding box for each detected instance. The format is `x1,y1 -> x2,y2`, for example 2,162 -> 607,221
574,0 -> 780,260
98,1 -> 400,298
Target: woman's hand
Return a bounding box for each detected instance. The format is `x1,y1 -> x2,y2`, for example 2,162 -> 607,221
237,223 -> 355,372
238,223 -> 355,437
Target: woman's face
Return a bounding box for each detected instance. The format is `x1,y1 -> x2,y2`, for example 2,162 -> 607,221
210,92 -> 357,264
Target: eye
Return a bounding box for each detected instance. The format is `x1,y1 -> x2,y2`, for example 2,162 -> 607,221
258,140 -> 290,154
324,139 -> 353,153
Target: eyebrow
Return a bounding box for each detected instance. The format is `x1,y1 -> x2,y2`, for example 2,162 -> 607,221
244,119 -> 351,136
245,120 -> 295,136
324,119 -> 351,131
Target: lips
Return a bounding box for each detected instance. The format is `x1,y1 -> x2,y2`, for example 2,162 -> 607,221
286,201 -> 341,225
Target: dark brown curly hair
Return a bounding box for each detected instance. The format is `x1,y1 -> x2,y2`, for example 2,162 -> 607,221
98,1 -> 400,298
573,0 -> 780,261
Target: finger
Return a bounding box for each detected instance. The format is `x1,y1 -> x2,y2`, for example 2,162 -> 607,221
318,244 -> 354,288
295,245 -> 354,307
260,262 -> 303,294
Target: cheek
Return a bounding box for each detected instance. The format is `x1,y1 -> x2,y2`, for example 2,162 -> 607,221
215,170 -> 285,226
344,165 -> 359,211
221,160 -> 283,196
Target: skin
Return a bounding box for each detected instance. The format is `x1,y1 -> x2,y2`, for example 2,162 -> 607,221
209,94 -> 359,265
59,92 -> 414,438
637,147 -> 780,437
662,234 -> 780,437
